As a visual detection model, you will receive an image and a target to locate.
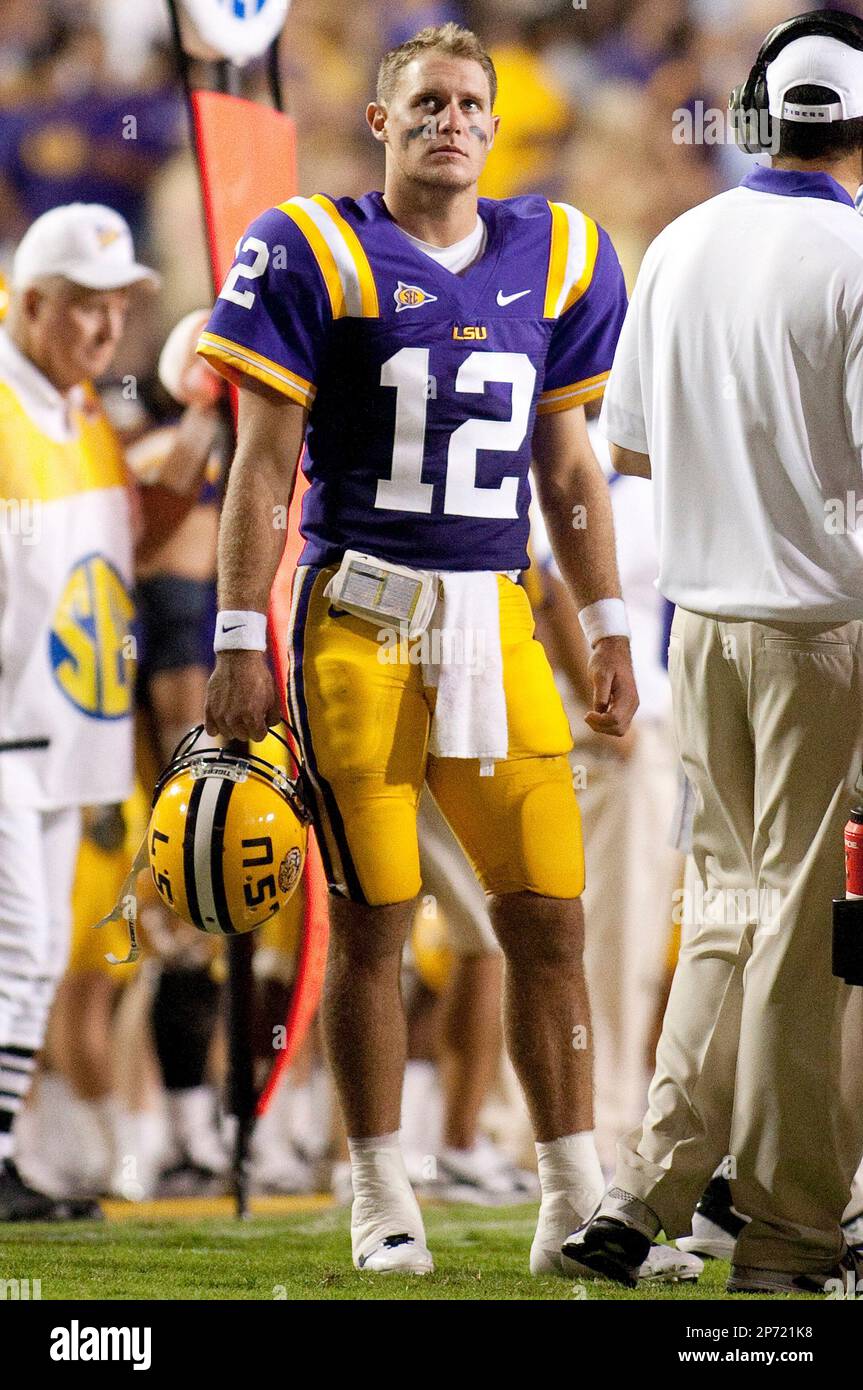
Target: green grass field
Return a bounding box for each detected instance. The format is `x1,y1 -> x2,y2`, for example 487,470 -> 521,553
0,1198 -> 820,1301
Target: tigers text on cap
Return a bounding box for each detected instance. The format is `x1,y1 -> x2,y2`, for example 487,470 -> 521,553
766,33 -> 863,123
11,204 -> 160,292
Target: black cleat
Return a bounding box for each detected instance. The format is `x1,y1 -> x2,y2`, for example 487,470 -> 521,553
728,1245 -> 863,1295
561,1216 -> 651,1289
0,1160 -> 102,1222
697,1176 -> 748,1237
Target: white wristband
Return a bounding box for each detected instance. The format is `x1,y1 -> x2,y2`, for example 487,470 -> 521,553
578,597 -> 630,647
214,610 -> 268,652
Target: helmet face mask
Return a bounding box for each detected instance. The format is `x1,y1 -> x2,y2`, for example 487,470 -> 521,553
148,726 -> 312,936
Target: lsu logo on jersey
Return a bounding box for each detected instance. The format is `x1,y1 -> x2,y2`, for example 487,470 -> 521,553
393,280 -> 438,313
49,554 -> 135,721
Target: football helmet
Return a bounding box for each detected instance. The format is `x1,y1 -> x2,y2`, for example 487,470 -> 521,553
147,724 -> 312,936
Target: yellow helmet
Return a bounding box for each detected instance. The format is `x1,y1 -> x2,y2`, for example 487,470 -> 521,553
148,726 -> 311,936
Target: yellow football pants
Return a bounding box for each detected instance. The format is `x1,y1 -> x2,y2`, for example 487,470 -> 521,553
287,566 -> 584,906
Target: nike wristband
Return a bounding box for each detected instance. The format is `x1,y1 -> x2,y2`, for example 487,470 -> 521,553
214,610 -> 268,653
578,598 -> 630,647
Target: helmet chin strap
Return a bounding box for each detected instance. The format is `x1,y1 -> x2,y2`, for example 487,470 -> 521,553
92,831 -> 149,964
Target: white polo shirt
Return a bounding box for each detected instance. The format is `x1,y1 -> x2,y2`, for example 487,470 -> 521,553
600,165 -> 863,622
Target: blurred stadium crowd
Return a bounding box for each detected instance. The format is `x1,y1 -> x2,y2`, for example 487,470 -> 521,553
0,0 -> 852,1210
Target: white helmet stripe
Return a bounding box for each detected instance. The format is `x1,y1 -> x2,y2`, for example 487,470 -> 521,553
193,775 -> 227,934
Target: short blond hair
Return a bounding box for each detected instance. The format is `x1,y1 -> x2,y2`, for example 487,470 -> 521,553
376,22 -> 497,108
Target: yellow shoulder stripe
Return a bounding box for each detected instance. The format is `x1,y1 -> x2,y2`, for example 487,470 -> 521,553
311,195 -> 379,318
197,331 -> 316,408
276,195 -> 379,319
544,203 -> 600,318
277,200 -> 345,320
543,202 -> 570,318
536,370 -> 609,415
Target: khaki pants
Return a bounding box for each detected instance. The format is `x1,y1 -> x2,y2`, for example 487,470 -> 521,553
565,709 -> 682,1170
615,608 -> 863,1273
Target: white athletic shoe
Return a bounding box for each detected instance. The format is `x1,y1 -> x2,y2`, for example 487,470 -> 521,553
531,1190 -> 595,1275
676,1212 -> 736,1261
250,1142 -> 316,1195
349,1144 -> 433,1274
676,1177 -> 749,1260
433,1136 -> 541,1206
355,1233 -> 435,1274
165,1087 -> 228,1177
637,1243 -> 703,1283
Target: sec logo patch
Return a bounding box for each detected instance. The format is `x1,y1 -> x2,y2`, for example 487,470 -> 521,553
49,554 -> 134,720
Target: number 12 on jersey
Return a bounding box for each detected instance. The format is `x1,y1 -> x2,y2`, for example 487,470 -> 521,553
376,347 -> 536,519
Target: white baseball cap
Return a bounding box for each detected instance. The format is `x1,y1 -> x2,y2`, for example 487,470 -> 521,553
11,203 -> 160,293
766,33 -> 863,123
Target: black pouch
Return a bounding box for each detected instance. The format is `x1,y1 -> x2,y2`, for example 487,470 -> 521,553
832,898 -> 863,985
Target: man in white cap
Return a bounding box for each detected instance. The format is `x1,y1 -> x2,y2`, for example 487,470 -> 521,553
0,203 -> 164,1220
566,11 -> 863,1292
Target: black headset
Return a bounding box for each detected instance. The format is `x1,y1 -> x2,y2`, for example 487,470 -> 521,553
729,8 -> 863,154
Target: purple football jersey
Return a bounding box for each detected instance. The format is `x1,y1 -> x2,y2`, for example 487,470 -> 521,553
199,192 -> 627,572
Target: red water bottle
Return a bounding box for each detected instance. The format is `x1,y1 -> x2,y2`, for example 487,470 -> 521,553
844,808 -> 863,899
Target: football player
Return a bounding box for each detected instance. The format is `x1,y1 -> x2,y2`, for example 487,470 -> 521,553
200,23 -> 638,1275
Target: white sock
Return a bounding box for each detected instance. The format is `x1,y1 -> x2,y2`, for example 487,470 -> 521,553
347,1132 -> 426,1263
536,1132 -> 604,1212
110,1107 -> 164,1201
530,1132 -> 605,1276
166,1086 -> 217,1147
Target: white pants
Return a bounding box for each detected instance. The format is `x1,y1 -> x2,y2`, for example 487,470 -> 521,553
0,804 -> 81,1053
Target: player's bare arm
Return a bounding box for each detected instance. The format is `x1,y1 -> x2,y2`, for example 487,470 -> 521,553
134,403 -> 222,564
611,441 -> 651,478
205,383 -> 306,742
532,404 -> 638,737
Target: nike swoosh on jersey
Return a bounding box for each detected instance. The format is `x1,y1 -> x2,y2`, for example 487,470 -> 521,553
496,289 -> 532,306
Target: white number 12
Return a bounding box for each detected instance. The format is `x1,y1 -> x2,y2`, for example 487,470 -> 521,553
375,347 -> 536,518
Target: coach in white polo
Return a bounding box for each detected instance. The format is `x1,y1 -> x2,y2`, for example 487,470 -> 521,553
566,20 -> 863,1292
